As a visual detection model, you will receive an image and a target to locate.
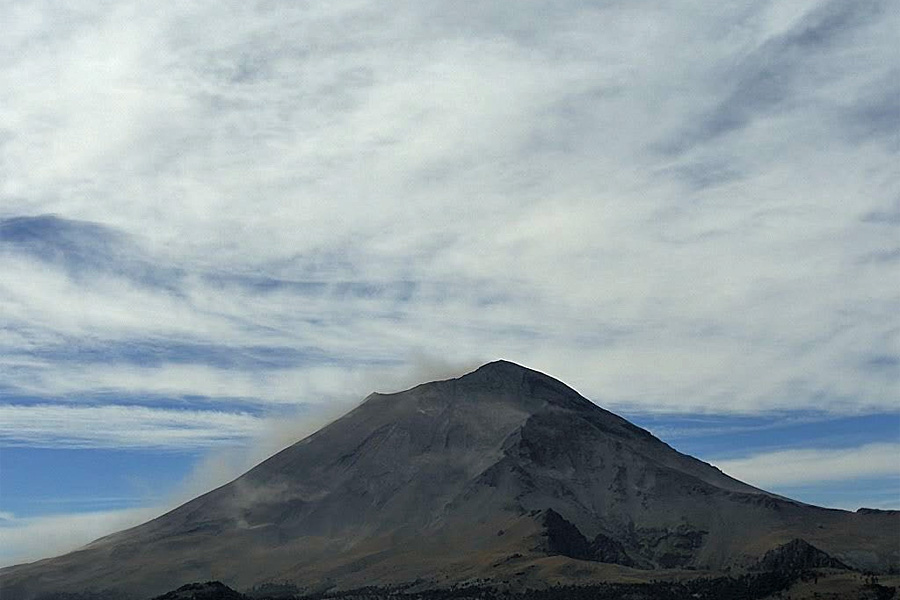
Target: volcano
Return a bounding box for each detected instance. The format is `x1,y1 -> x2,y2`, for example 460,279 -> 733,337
1,361 -> 897,598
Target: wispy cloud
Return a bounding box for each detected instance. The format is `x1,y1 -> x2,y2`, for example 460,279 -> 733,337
0,0 -> 898,445
0,404 -> 265,449
659,0 -> 890,155
714,442 -> 900,487
2,0 -> 897,571
0,507 -> 162,567
2,216 -> 896,417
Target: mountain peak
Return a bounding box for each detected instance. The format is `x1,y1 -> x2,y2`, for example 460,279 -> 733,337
4,362 -> 898,600
365,360 -> 588,414
471,359 -> 530,374
447,359 -> 595,412
455,359 -> 545,386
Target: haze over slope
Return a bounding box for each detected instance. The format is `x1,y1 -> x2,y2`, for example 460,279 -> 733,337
1,362 -> 896,599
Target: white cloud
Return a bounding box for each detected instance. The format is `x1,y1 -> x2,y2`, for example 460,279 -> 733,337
0,0 -> 898,431
2,0 -> 897,572
0,356 -> 492,407
0,507 -> 162,568
0,404 -> 265,449
713,442 -> 900,487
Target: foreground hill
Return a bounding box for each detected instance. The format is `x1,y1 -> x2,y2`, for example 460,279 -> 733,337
149,572 -> 899,600
1,361 -> 897,599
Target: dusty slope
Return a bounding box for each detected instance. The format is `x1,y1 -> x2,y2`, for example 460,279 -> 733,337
1,361 -> 897,599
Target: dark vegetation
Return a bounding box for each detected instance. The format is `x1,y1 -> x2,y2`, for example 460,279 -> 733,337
860,583 -> 897,600
154,581 -> 249,600
130,539 -> 895,600
257,575 -> 798,600
152,571 -> 813,600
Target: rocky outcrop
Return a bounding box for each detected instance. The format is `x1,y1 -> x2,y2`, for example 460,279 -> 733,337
754,539 -> 850,573
590,531 -> 636,567
540,509 -> 636,567
541,509 -> 595,561
633,525 -> 707,568
857,508 -> 900,516
151,581 -> 249,600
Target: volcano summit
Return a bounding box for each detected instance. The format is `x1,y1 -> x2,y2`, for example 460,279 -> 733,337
1,361 -> 897,598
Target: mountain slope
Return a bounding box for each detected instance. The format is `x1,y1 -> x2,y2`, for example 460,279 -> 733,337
1,361 -> 897,599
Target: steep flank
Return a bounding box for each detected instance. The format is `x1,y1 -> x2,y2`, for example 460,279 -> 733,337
1,361 -> 896,600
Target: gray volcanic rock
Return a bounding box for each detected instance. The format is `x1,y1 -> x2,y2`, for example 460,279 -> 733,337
1,361 -> 897,599
539,509 -> 636,567
754,539 -> 850,573
150,581 -> 248,600
541,508 -> 597,561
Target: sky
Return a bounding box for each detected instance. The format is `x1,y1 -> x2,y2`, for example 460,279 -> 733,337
0,0 -> 898,567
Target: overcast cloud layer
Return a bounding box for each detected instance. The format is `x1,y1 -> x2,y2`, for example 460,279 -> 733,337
3,0 -> 897,419
1,0 -> 898,558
